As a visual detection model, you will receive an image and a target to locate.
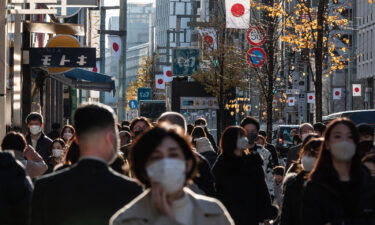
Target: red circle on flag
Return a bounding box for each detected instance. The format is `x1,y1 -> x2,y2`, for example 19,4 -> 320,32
157,79 -> 163,85
92,67 -> 98,73
290,99 -> 294,103
204,35 -> 214,45
113,42 -> 119,52
166,70 -> 173,77
309,95 -> 313,100
231,3 -> 245,17
354,87 -> 360,92
335,91 -> 340,96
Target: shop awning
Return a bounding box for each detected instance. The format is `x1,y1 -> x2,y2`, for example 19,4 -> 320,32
64,69 -> 113,83
50,69 -> 115,93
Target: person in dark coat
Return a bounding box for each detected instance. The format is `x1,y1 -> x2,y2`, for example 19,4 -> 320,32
240,116 -> 275,195
259,130 -> 279,167
30,103 -> 142,225
158,112 -> 216,196
285,123 -> 314,172
0,151 -> 33,225
302,118 -> 375,225
280,138 -> 322,225
285,133 -> 320,175
25,112 -> 53,163
212,126 -> 277,225
47,122 -> 61,140
357,123 -> 375,158
286,123 -> 314,171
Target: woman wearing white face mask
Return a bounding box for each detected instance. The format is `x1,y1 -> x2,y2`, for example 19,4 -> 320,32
280,138 -> 322,225
45,138 -> 66,174
60,125 -> 75,143
110,126 -> 234,225
212,126 -> 277,225
301,118 -> 375,225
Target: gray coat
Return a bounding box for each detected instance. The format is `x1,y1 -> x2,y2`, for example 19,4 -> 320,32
110,188 -> 234,225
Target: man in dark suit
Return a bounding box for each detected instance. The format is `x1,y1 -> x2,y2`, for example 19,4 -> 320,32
25,112 -> 53,163
31,103 -> 142,225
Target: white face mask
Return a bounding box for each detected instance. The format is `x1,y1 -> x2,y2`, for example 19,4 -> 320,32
301,155 -> 316,171
63,133 -> 73,141
237,136 -> 249,150
146,158 -> 186,194
52,149 -> 64,158
330,141 -> 356,162
29,125 -> 41,135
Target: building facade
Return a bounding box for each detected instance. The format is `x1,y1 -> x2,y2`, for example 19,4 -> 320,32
355,0 -> 375,109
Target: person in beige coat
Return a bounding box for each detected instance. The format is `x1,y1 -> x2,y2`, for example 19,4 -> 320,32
1,131 -> 47,178
110,126 -> 234,225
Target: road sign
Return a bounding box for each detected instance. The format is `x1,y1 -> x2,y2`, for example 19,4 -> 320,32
172,48 -> 200,76
30,48 -> 95,68
246,47 -> 267,67
246,26 -> 266,46
138,88 -> 152,101
128,100 -> 139,110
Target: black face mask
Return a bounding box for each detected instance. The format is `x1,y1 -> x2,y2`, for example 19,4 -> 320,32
247,133 -> 258,145
359,141 -> 374,153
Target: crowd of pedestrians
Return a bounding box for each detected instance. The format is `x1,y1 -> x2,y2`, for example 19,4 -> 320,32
1,102 -> 375,225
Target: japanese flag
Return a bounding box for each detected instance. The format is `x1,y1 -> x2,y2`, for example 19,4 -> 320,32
333,88 -> 342,100
353,84 -> 361,96
307,93 -> 315,104
288,97 -> 296,106
225,0 -> 250,29
163,66 -> 173,82
198,28 -> 217,49
155,74 -> 165,89
108,36 -> 121,60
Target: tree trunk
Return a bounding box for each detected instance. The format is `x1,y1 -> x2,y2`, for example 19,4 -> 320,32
264,0 -> 275,142
314,0 -> 328,122
266,96 -> 273,143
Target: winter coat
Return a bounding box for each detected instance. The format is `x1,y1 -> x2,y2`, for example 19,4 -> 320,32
252,144 -> 275,195
193,152 -> 216,196
26,132 -> 53,163
280,170 -> 308,225
30,158 -> 143,225
265,143 -> 279,167
0,152 -> 33,225
110,188 -> 234,225
301,167 -> 375,225
212,153 -> 277,225
195,137 -> 218,167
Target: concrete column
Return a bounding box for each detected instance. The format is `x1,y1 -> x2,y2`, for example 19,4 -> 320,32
0,1 -> 8,140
